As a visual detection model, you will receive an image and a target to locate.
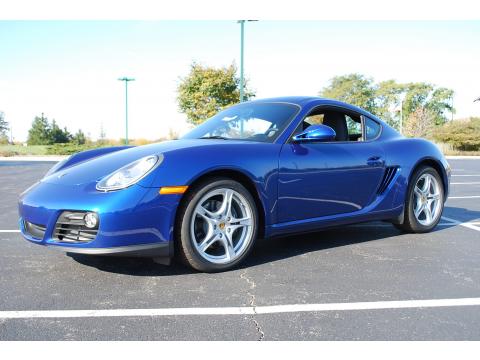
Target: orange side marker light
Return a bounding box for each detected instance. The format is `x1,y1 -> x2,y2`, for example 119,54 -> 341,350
159,186 -> 189,195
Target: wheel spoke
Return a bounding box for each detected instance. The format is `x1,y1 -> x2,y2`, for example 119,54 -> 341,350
424,205 -> 433,223
230,216 -> 252,226
414,203 -> 425,219
196,206 -> 216,221
198,227 -> 218,253
221,235 -> 236,261
422,175 -> 431,194
217,189 -> 234,218
414,186 -> 423,199
229,216 -> 252,232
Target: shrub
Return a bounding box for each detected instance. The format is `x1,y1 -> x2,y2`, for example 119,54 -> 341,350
403,107 -> 435,138
46,143 -> 96,155
0,150 -> 17,157
432,117 -> 480,151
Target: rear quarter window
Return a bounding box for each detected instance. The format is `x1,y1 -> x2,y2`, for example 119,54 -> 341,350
365,117 -> 381,140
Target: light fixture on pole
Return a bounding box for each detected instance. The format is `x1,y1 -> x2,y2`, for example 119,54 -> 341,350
118,77 -> 135,145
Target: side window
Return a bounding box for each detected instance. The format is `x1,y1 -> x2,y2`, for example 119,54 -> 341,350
345,115 -> 362,141
303,114 -> 324,129
297,109 -> 380,142
365,117 -> 381,140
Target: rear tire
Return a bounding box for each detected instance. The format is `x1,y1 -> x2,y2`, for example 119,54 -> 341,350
395,166 -> 444,233
175,178 -> 258,272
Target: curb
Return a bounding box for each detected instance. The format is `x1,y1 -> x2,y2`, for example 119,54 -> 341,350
0,156 -> 68,162
445,156 -> 480,159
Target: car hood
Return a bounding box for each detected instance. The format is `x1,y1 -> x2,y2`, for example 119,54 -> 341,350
41,139 -> 254,186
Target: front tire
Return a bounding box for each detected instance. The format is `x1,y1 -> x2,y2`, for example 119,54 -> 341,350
175,178 -> 258,272
395,166 -> 444,233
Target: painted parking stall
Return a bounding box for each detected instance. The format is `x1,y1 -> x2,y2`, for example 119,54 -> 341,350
0,158 -> 479,340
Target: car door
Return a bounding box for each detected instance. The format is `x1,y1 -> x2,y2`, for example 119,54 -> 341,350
277,111 -> 385,223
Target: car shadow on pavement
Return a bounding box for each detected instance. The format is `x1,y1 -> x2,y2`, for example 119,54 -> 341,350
442,205 -> 480,222
67,206 -> 479,276
67,224 -> 403,276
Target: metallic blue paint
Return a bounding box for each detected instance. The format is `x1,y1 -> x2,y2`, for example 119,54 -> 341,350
18,97 -> 450,260
293,124 -> 336,142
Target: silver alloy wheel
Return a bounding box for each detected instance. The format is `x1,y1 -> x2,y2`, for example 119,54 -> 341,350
190,188 -> 254,264
413,173 -> 443,226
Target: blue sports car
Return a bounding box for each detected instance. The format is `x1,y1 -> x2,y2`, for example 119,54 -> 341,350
18,97 -> 451,272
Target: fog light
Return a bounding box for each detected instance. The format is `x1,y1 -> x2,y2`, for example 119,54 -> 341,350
84,212 -> 98,229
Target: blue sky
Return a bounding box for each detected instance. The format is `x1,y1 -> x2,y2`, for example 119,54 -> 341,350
1,21 -> 479,141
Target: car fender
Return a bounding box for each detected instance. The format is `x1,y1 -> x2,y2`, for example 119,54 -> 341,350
46,146 -> 133,176
149,143 -> 282,226
382,137 -> 450,205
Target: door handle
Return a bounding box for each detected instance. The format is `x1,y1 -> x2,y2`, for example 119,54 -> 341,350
367,156 -> 384,167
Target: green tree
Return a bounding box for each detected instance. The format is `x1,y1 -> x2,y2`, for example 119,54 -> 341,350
177,62 -> 255,125
50,119 -> 71,143
28,114 -> 52,145
0,111 -> 9,144
27,114 -> 73,145
375,80 -> 405,129
319,74 -> 454,133
72,129 -> 86,145
403,83 -> 453,125
320,74 -> 377,114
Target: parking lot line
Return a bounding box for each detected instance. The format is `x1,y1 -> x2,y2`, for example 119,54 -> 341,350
451,182 -> 480,185
1,297 -> 480,319
452,175 -> 480,177
0,230 -> 20,233
442,216 -> 480,232
448,196 -> 480,199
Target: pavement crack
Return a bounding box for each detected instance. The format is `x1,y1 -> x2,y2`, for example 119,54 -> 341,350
240,269 -> 265,341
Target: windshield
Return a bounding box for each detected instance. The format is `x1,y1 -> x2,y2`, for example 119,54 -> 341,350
181,102 -> 300,143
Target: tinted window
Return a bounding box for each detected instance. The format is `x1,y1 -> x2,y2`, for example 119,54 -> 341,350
300,110 -> 363,141
346,115 -> 362,138
365,117 -> 381,140
182,102 -> 299,143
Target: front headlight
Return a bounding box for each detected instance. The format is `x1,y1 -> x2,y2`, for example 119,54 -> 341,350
96,155 -> 161,191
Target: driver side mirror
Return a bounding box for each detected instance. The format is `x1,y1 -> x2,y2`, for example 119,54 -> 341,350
292,124 -> 336,143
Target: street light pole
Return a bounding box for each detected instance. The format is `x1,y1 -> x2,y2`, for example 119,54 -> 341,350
238,20 -> 245,103
399,99 -> 403,135
237,20 -> 257,103
118,77 -> 135,145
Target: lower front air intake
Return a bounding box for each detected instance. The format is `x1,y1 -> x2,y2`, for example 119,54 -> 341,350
54,211 -> 99,243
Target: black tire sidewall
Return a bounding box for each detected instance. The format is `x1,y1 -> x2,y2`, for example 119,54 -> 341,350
176,178 -> 258,272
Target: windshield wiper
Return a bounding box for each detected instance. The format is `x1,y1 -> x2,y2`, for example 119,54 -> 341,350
199,135 -> 229,140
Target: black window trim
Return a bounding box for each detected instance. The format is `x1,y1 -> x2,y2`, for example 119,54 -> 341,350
287,104 -> 383,144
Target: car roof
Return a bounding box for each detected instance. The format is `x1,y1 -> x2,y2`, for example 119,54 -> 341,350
248,96 -> 385,125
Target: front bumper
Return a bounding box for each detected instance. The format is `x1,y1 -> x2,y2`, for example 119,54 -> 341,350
18,181 -> 181,258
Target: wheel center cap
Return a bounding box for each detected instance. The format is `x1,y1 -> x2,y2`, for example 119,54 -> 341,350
219,222 -> 226,230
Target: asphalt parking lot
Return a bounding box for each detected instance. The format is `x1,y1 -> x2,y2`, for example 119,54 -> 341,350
1,159 -> 479,340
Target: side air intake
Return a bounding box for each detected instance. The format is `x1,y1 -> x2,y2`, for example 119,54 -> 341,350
377,166 -> 398,194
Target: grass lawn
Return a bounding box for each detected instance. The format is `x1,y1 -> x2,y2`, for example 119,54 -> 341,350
0,144 -> 49,156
